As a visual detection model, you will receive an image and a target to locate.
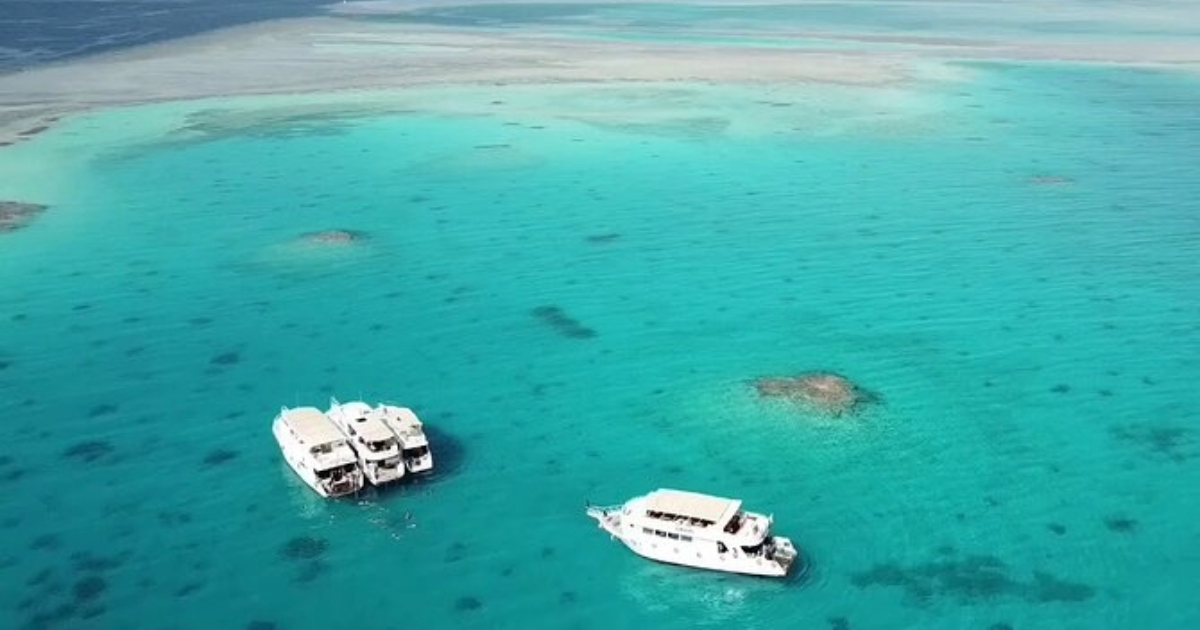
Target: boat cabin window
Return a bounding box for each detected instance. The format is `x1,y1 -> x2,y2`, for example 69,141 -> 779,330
403,445 -> 430,458
724,512 -> 746,534
310,443 -> 334,455
366,440 -> 392,453
667,533 -> 679,540
645,510 -> 714,528
316,464 -> 355,479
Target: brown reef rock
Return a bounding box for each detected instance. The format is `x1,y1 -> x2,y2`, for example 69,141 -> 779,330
0,201 -> 48,233
297,229 -> 368,245
754,372 -> 875,416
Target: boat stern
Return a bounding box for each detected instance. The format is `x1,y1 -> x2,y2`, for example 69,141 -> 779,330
319,466 -> 364,497
768,536 -> 800,576
367,457 -> 406,485
405,452 -> 434,474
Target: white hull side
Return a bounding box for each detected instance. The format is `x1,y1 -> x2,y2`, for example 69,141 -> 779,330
591,510 -> 796,578
616,535 -> 790,577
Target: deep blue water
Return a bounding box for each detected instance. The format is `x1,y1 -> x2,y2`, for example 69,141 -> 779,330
0,0 -> 330,72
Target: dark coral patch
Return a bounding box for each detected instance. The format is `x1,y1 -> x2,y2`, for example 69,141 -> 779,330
73,575 -> 107,602
211,351 -> 241,366
63,440 -> 114,463
88,404 -> 119,418
1050,384 -> 1071,394
850,553 -> 1094,605
203,448 -> 239,467
71,551 -> 124,573
294,560 -> 326,584
175,582 -> 204,597
246,622 -> 278,630
31,533 -> 61,551
585,233 -> 621,244
1027,571 -> 1095,602
279,536 -> 328,561
828,617 -> 851,630
0,201 -> 49,233
531,305 -> 596,339
445,541 -> 467,563
1103,515 -> 1138,533
454,596 -> 483,612
1046,523 -> 1066,536
1111,423 -> 1194,462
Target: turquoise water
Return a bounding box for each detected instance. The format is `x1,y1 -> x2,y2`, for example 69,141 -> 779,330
2,59 -> 1200,630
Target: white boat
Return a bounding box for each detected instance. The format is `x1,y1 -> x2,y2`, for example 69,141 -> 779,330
586,489 -> 800,577
377,404 -> 434,474
272,406 -> 364,497
326,398 -> 406,486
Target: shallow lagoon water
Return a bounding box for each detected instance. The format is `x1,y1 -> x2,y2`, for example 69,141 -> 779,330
1,16 -> 1199,630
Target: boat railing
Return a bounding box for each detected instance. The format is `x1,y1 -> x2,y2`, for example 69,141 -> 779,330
585,503 -> 622,520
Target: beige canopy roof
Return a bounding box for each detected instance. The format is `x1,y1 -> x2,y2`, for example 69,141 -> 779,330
282,407 -> 345,445
644,489 -> 742,525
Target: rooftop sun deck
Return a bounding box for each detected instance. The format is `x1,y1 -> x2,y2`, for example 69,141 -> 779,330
642,489 -> 743,529
282,407 -> 346,445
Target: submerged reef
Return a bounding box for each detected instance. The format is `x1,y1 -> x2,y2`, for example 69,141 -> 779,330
242,228 -> 375,279
850,552 -> 1095,605
754,372 -> 875,416
297,229 -> 369,245
0,201 -> 48,233
532,305 -> 596,339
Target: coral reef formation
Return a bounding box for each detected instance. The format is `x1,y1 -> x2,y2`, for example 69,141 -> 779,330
297,229 -> 368,245
0,201 -> 48,233
754,372 -> 874,416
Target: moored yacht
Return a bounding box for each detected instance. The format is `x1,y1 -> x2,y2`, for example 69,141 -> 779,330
272,406 -> 364,497
586,489 -> 800,577
326,398 -> 405,486
377,404 -> 434,474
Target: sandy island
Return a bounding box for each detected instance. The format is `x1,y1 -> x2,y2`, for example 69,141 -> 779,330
1,0 -> 1199,147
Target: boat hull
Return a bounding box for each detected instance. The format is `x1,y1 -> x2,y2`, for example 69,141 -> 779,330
589,507 -> 798,578
273,418 -> 363,498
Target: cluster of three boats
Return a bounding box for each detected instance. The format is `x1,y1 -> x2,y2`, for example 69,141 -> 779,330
272,399 -> 433,497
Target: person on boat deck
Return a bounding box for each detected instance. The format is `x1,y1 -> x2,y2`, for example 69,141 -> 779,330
717,542 -> 728,554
